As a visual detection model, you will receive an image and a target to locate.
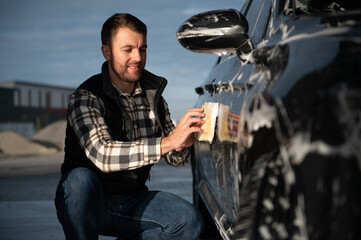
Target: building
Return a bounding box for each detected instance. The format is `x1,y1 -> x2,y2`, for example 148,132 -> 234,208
0,80 -> 74,137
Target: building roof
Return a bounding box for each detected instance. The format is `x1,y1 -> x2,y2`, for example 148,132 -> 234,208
0,80 -> 75,91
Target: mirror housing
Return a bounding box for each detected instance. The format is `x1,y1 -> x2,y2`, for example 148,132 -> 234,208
176,9 -> 253,56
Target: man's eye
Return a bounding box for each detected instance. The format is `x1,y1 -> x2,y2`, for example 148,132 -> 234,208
124,49 -> 132,53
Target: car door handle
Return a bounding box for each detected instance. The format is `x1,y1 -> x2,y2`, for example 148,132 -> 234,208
195,83 -> 253,95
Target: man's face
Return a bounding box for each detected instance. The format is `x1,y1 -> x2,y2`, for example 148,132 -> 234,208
102,27 -> 147,87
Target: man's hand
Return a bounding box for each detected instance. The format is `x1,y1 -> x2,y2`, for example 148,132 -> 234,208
161,108 -> 205,155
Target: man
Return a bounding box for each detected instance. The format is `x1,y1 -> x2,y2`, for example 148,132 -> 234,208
55,13 -> 205,240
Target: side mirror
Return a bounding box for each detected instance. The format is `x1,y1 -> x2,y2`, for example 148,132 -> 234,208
176,9 -> 253,56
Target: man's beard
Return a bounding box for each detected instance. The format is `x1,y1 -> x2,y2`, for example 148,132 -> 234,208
110,62 -> 143,83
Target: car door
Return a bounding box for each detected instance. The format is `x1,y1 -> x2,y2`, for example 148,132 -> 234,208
193,0 -> 274,229
194,54 -> 248,228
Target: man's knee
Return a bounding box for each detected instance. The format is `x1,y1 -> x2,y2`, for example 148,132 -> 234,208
179,203 -> 204,239
158,192 -> 204,239
64,168 -> 100,192
55,168 -> 101,215
55,168 -> 101,238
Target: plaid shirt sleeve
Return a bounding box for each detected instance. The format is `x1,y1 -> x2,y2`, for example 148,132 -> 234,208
160,97 -> 191,167
68,89 -> 162,173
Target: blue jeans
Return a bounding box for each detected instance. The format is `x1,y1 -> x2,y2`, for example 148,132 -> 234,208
55,167 -> 204,240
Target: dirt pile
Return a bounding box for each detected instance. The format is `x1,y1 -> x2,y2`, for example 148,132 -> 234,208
32,120 -> 67,149
0,120 -> 67,156
0,131 -> 58,156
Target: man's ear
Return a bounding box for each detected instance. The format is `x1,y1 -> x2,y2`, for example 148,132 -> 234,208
101,45 -> 110,60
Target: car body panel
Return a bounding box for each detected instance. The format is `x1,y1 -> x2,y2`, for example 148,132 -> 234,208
178,1 -> 361,239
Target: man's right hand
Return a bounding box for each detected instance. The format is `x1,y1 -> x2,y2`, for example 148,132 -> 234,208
161,108 -> 205,155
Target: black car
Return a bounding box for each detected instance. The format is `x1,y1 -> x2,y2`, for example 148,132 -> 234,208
176,0 -> 361,239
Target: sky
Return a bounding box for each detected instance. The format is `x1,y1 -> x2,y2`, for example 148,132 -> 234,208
0,0 -> 244,121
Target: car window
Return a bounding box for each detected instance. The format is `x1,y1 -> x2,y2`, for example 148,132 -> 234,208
244,0 -> 272,44
293,0 -> 361,14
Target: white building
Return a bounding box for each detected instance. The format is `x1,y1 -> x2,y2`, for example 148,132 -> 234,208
0,80 -> 74,137
0,80 -> 74,109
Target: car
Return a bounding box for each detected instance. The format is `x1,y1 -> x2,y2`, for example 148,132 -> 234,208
176,0 -> 361,239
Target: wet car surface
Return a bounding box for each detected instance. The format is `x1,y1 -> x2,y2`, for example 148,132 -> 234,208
177,0 -> 361,239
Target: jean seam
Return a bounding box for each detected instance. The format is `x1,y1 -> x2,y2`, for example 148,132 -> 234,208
62,179 -> 71,226
55,178 -> 70,234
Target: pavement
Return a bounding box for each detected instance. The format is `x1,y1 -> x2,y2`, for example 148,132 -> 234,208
0,153 -> 193,240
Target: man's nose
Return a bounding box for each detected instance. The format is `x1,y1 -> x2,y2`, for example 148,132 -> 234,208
132,49 -> 142,61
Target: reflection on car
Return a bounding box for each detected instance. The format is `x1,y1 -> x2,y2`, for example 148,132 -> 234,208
177,0 -> 361,239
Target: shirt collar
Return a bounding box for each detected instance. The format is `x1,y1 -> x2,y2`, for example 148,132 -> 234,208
112,81 -> 143,97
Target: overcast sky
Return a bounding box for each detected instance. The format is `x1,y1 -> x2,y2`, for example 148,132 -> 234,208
0,0 -> 244,120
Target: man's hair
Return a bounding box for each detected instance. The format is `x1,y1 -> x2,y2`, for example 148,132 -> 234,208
101,13 -> 147,46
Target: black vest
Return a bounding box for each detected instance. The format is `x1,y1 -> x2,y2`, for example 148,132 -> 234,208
62,62 -> 167,195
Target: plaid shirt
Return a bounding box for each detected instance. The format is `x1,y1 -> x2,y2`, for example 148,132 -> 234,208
68,82 -> 189,173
